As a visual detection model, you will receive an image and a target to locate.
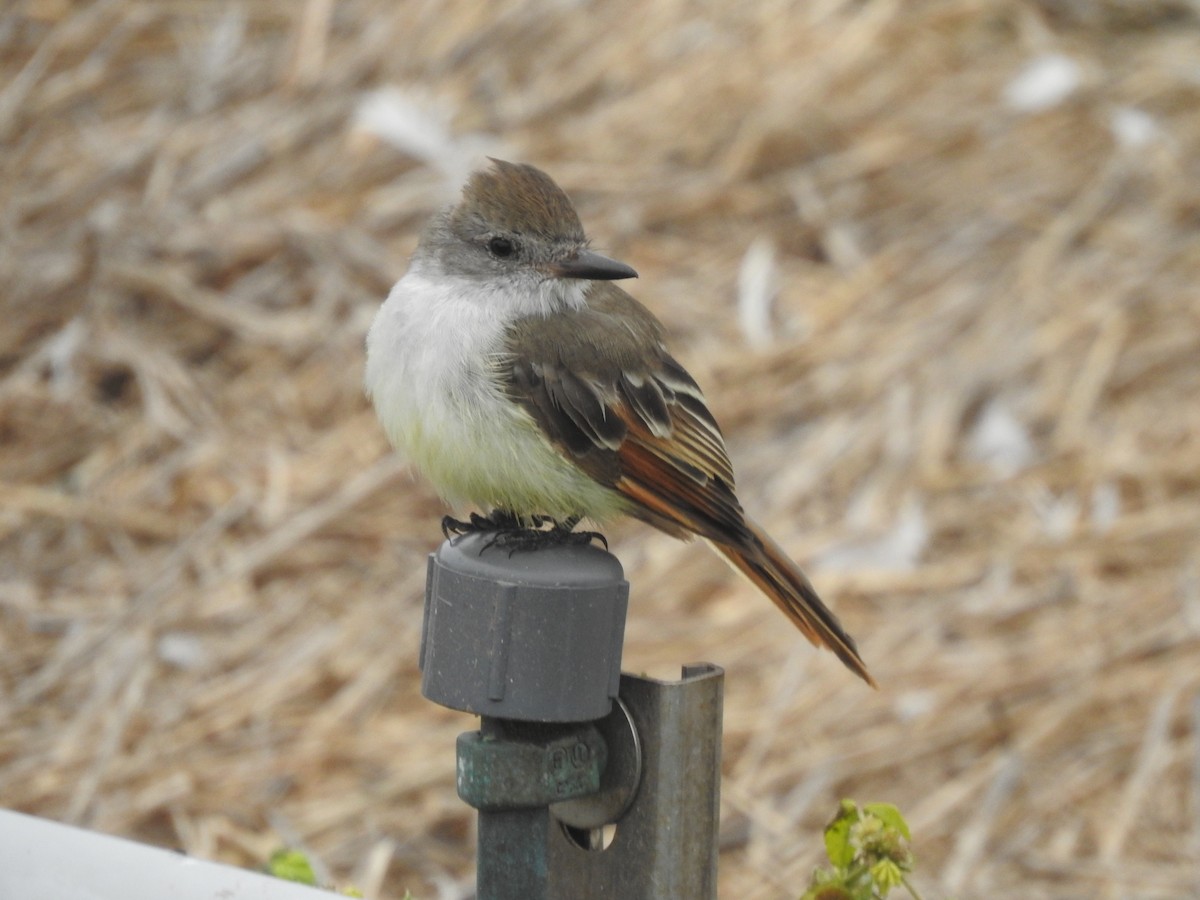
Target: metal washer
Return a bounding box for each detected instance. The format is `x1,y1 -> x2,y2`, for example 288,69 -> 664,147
550,696 -> 642,829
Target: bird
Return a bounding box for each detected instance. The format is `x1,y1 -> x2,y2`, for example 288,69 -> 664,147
365,159 -> 874,686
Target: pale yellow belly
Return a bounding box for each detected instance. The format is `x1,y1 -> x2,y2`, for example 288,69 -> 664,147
383,380 -> 627,522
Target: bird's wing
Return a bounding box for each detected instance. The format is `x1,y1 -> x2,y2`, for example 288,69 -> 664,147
499,283 -> 748,543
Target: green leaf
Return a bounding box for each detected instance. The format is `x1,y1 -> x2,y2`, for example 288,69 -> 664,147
823,800 -> 859,869
863,802 -> 911,841
870,858 -> 904,895
266,849 -> 318,886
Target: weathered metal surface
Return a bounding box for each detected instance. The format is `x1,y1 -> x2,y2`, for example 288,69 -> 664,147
421,534 -> 628,722
545,665 -> 724,900
421,536 -> 723,900
551,695 -> 642,829
457,720 -> 607,811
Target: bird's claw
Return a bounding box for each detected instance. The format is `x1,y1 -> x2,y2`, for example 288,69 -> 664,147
441,512 -> 607,553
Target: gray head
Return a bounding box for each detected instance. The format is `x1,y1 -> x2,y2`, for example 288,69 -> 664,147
414,160 -> 637,290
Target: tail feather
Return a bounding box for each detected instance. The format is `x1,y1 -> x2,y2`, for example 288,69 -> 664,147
709,518 -> 876,688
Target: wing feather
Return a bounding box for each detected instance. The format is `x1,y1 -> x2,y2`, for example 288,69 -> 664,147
500,287 -> 746,542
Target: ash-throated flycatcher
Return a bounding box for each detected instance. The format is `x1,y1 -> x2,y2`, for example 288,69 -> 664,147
365,160 -> 873,685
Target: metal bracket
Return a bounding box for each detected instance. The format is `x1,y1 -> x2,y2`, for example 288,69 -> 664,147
547,664 -> 723,900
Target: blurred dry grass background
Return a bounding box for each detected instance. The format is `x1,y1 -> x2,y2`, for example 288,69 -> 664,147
3,0 -> 1200,897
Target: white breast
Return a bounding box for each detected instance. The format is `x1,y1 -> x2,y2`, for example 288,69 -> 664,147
364,270 -> 625,520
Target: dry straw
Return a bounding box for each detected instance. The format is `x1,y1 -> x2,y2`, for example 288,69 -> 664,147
2,1 -> 1199,897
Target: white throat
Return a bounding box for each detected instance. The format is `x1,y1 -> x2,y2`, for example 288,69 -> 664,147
365,264 -> 586,419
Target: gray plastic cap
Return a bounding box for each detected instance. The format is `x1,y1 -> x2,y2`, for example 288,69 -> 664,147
420,533 -> 630,722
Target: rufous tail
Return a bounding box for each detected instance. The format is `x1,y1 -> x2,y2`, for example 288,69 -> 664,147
709,518 -> 876,687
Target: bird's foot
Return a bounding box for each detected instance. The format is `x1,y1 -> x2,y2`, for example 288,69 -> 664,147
441,512 -> 608,553
441,511 -> 519,538
484,517 -> 609,554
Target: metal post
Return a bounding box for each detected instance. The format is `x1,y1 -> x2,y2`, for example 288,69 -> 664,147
420,532 -> 723,900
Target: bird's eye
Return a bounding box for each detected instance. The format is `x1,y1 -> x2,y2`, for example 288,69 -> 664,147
487,236 -> 516,259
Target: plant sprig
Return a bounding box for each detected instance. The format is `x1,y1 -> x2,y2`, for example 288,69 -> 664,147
801,800 -> 923,900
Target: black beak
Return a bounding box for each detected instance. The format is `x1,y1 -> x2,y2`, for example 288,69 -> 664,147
549,249 -> 638,281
